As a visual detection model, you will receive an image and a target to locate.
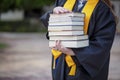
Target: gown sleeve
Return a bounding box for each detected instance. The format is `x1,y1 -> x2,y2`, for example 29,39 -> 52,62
40,0 -> 59,28
72,3 -> 116,78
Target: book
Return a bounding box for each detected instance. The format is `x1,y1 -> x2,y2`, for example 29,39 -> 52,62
48,12 -> 89,48
49,17 -> 84,22
49,35 -> 88,40
49,21 -> 84,26
48,25 -> 84,31
50,12 -> 85,18
49,30 -> 84,36
49,40 -> 89,48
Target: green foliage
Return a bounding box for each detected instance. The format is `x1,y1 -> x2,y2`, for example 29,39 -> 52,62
0,0 -> 55,12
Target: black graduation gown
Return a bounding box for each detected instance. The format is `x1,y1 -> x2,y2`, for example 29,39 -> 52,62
40,0 -> 116,80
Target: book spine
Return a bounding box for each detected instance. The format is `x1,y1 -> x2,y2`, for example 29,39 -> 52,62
49,22 -> 84,26
48,26 -> 83,31
50,13 -> 85,18
49,18 -> 84,22
49,31 -> 84,36
49,40 -> 89,48
49,35 -> 88,40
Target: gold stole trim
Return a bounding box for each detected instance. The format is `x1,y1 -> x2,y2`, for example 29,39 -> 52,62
82,0 -> 99,34
63,0 -> 76,11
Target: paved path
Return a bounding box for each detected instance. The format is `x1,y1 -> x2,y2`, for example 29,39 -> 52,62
0,33 -> 120,80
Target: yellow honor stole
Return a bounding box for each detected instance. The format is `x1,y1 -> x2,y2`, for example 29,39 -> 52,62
52,0 -> 99,76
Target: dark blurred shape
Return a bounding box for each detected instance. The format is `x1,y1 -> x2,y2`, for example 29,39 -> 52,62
24,8 -> 43,18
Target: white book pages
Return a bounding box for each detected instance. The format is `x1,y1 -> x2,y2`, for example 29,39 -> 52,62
49,40 -> 89,48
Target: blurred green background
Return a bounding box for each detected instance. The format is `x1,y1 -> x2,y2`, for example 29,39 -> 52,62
0,0 -> 56,49
0,0 -> 55,32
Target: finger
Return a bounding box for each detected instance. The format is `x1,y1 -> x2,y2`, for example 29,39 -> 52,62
56,11 -> 59,14
53,7 -> 70,14
63,8 -> 72,13
54,10 -> 59,14
57,7 -> 67,12
63,9 -> 70,13
61,8 -> 68,12
58,9 -> 66,14
60,45 -> 65,52
55,40 -> 58,47
57,40 -> 61,46
58,7 -> 70,13
53,8 -> 62,14
56,40 -> 61,51
56,40 -> 59,48
51,47 -> 58,50
55,40 -> 60,50
58,40 -> 62,51
57,40 -> 61,49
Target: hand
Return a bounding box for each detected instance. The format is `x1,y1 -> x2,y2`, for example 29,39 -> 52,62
53,6 -> 72,14
52,40 -> 75,56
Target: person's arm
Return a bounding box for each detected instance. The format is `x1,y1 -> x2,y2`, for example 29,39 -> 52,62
72,5 -> 116,77
40,11 -> 52,28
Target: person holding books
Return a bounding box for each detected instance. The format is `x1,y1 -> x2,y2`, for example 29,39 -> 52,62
40,0 -> 117,80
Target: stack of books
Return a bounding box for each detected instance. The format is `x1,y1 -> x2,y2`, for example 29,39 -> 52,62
48,12 -> 89,48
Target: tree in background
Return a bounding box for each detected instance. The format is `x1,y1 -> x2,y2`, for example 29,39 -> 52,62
0,0 -> 55,32
0,0 -> 55,12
